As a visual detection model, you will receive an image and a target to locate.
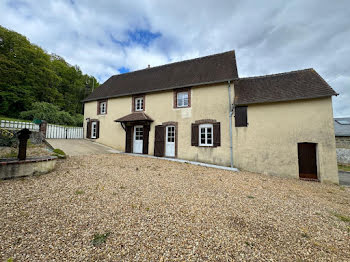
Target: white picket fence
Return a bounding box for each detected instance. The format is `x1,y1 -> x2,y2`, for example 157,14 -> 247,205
46,124 -> 83,139
0,120 -> 39,131
0,120 -> 83,139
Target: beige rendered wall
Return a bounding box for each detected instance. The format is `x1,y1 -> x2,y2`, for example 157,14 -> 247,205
84,82 -> 234,166
233,97 -> 338,184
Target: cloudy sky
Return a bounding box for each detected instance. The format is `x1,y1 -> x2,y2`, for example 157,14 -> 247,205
0,0 -> 349,116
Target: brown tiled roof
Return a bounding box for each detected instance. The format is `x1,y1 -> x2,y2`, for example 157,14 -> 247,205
114,112 -> 154,122
83,50 -> 238,102
233,69 -> 338,105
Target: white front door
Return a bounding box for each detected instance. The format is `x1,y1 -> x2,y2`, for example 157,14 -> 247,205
165,125 -> 175,157
133,125 -> 143,154
91,122 -> 97,138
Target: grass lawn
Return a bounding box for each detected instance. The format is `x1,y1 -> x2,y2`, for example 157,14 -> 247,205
0,154 -> 349,261
338,164 -> 350,172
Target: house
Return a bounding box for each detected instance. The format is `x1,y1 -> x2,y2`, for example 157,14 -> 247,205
83,50 -> 339,184
334,118 -> 350,148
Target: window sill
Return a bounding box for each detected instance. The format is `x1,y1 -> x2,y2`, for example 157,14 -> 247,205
175,106 -> 191,109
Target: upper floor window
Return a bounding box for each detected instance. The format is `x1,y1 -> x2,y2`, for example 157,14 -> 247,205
135,97 -> 144,111
199,124 -> 213,146
174,89 -> 191,108
97,100 -> 107,115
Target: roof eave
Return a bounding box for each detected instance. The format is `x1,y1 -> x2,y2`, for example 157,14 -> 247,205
234,94 -> 336,106
82,78 -> 235,103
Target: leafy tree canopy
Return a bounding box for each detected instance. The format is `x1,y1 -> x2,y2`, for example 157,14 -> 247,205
0,25 -> 99,126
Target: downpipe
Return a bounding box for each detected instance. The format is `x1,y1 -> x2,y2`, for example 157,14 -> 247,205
228,81 -> 234,168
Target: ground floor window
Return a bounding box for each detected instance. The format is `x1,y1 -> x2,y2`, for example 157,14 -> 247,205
199,124 -> 213,146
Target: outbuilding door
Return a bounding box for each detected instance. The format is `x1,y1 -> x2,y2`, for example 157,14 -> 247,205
298,143 -> 318,180
133,125 -> 143,154
165,125 -> 175,157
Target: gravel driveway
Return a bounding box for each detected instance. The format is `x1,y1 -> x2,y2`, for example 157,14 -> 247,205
1,154 -> 349,261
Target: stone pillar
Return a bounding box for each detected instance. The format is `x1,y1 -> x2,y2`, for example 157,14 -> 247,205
17,129 -> 31,160
39,120 -> 47,137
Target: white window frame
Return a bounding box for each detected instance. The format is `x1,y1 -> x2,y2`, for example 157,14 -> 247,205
91,122 -> 97,139
100,101 -> 107,114
199,124 -> 213,146
135,97 -> 144,111
134,126 -> 143,140
177,91 -> 189,107
166,126 -> 175,143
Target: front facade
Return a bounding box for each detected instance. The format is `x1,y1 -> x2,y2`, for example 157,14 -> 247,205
83,51 -> 339,184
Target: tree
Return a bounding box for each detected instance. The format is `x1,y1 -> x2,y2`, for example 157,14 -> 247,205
0,25 -> 99,124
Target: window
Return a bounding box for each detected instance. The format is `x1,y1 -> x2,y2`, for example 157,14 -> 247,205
97,100 -> 107,115
176,92 -> 189,107
91,122 -> 97,138
235,106 -> 248,127
199,124 -> 213,146
167,126 -> 175,142
135,97 -> 144,111
134,126 -> 143,140
100,102 -> 106,114
191,121 -> 220,147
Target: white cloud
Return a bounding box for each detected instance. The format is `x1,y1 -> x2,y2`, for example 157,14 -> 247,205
0,0 -> 349,116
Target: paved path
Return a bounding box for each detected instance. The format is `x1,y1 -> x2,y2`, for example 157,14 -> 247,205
46,139 -> 120,156
339,171 -> 350,186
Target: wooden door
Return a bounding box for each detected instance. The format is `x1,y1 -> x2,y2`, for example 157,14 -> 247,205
298,143 -> 318,180
125,126 -> 132,153
154,125 -> 165,157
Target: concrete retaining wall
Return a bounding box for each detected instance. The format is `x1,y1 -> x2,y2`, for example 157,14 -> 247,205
0,156 -> 57,179
336,148 -> 350,165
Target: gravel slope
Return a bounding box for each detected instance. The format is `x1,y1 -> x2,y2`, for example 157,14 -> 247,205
1,154 -> 349,261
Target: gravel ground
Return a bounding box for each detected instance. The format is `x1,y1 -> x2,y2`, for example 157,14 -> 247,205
1,154 -> 349,261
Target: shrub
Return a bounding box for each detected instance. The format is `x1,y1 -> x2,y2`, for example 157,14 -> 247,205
53,148 -> 66,159
0,129 -> 17,147
20,102 -> 81,126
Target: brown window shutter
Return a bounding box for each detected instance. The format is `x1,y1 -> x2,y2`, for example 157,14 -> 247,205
235,106 -> 248,127
96,121 -> 100,139
143,125 -> 150,154
125,126 -> 132,153
105,101 -> 108,114
191,123 -> 199,146
154,125 -> 165,157
213,122 -> 221,147
86,121 -> 91,138
97,102 -> 100,115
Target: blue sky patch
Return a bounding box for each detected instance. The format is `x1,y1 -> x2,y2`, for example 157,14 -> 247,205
109,29 -> 161,47
127,29 -> 161,47
118,67 -> 130,74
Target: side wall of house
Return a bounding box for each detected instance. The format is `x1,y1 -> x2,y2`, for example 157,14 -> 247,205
84,82 -> 234,166
233,97 -> 338,184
